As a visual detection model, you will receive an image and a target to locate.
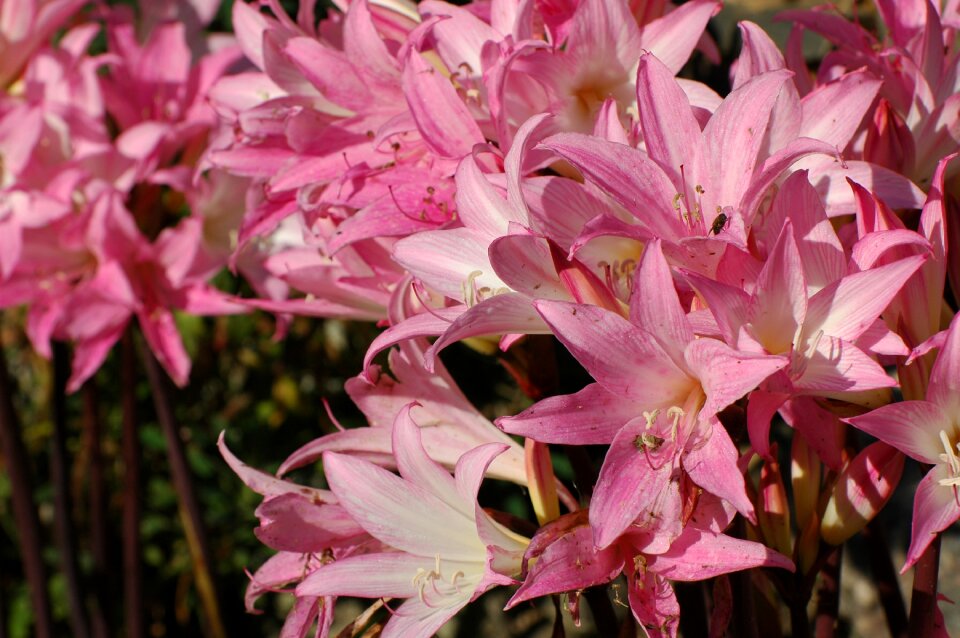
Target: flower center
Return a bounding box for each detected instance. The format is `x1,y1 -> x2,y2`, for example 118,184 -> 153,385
410,554 -> 466,607
937,430 -> 960,487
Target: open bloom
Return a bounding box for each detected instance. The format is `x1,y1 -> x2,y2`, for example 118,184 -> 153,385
845,313 -> 960,571
296,404 -> 528,637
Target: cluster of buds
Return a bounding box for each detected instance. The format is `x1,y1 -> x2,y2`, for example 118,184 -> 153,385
3,0 -> 959,636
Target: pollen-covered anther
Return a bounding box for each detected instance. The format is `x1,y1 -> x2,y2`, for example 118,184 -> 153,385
937,430 -> 960,487
666,406 -> 684,440
642,409 -> 661,430
462,270 -> 484,307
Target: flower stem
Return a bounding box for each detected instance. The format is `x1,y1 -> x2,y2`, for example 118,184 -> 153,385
907,533 -> 941,638
0,330 -> 53,638
813,544 -> 841,638
139,333 -> 227,638
121,329 -> 144,638
51,342 -> 90,638
82,378 -> 110,638
862,521 -> 907,638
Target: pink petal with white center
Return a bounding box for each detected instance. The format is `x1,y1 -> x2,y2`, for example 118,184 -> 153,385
927,314 -> 960,417
638,0 -> 721,74
733,22 -> 785,90
794,335 -> 896,394
261,30 -> 329,102
565,0 -> 641,71
535,300 -> 695,407
694,70 -> 792,212
278,429 -> 393,475
255,495 -> 365,552
425,293 -> 549,369
232,1 -> 271,70
849,229 -> 931,272
245,552 -> 311,612
217,432 -> 333,501
646,528 -> 794,581
805,159 -> 926,216
504,114 -> 557,218
522,176 -> 606,250
856,319 -> 909,357
845,401 -> 950,465
746,390 -> 789,460
279,596 -> 326,638
137,307 -> 190,387
799,70 -> 882,150
749,221 -> 806,355
591,415 -> 681,549
383,594 -> 474,638
538,133 -> 685,241
362,305 -> 465,374
455,155 -> 522,237
630,240 -> 693,368
506,523 -> 621,607
67,324 -> 128,395
297,553 -> 430,598
323,452 -> 485,559
402,50 -> 484,159
454,441 -> 511,506
488,235 -> 568,299
683,421 -> 755,522
683,272 -> 749,346
635,54 -> 701,190
420,1 -> 500,74
820,442 -> 904,545
804,254 -> 927,344
684,338 -> 788,420
626,568 -> 680,638
393,228 -> 504,303
764,171 -> 844,292
392,404 -> 464,513
739,137 -> 839,225
496,383 -> 639,444
904,464 -> 960,571
344,0 -> 401,91
592,98 -> 630,145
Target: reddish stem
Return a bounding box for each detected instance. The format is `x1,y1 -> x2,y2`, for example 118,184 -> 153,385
82,379 -> 110,638
907,534 -> 941,638
139,334 -> 227,638
813,545 -> 841,638
121,330 -> 144,638
0,333 -> 53,637
50,342 -> 90,638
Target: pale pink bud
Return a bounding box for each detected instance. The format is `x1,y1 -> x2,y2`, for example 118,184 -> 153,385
821,442 -> 904,545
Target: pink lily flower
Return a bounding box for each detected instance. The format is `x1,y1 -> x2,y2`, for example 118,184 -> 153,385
296,404 -> 528,637
501,241 -> 787,542
686,220 -> 926,399
506,497 -> 793,638
218,433 -> 378,638
845,313 -> 960,572
275,333 -> 532,488
0,0 -> 88,88
779,2 -> 960,187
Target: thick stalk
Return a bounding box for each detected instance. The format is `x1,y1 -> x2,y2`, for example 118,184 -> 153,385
50,343 -> 90,638
82,379 -> 110,638
907,534 -> 941,638
139,336 -> 227,638
862,522 -> 907,638
731,519 -> 760,638
813,545 -> 841,638
0,335 -> 53,638
121,330 -> 144,638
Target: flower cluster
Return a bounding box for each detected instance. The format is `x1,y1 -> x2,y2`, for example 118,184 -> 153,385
3,0 -> 959,636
